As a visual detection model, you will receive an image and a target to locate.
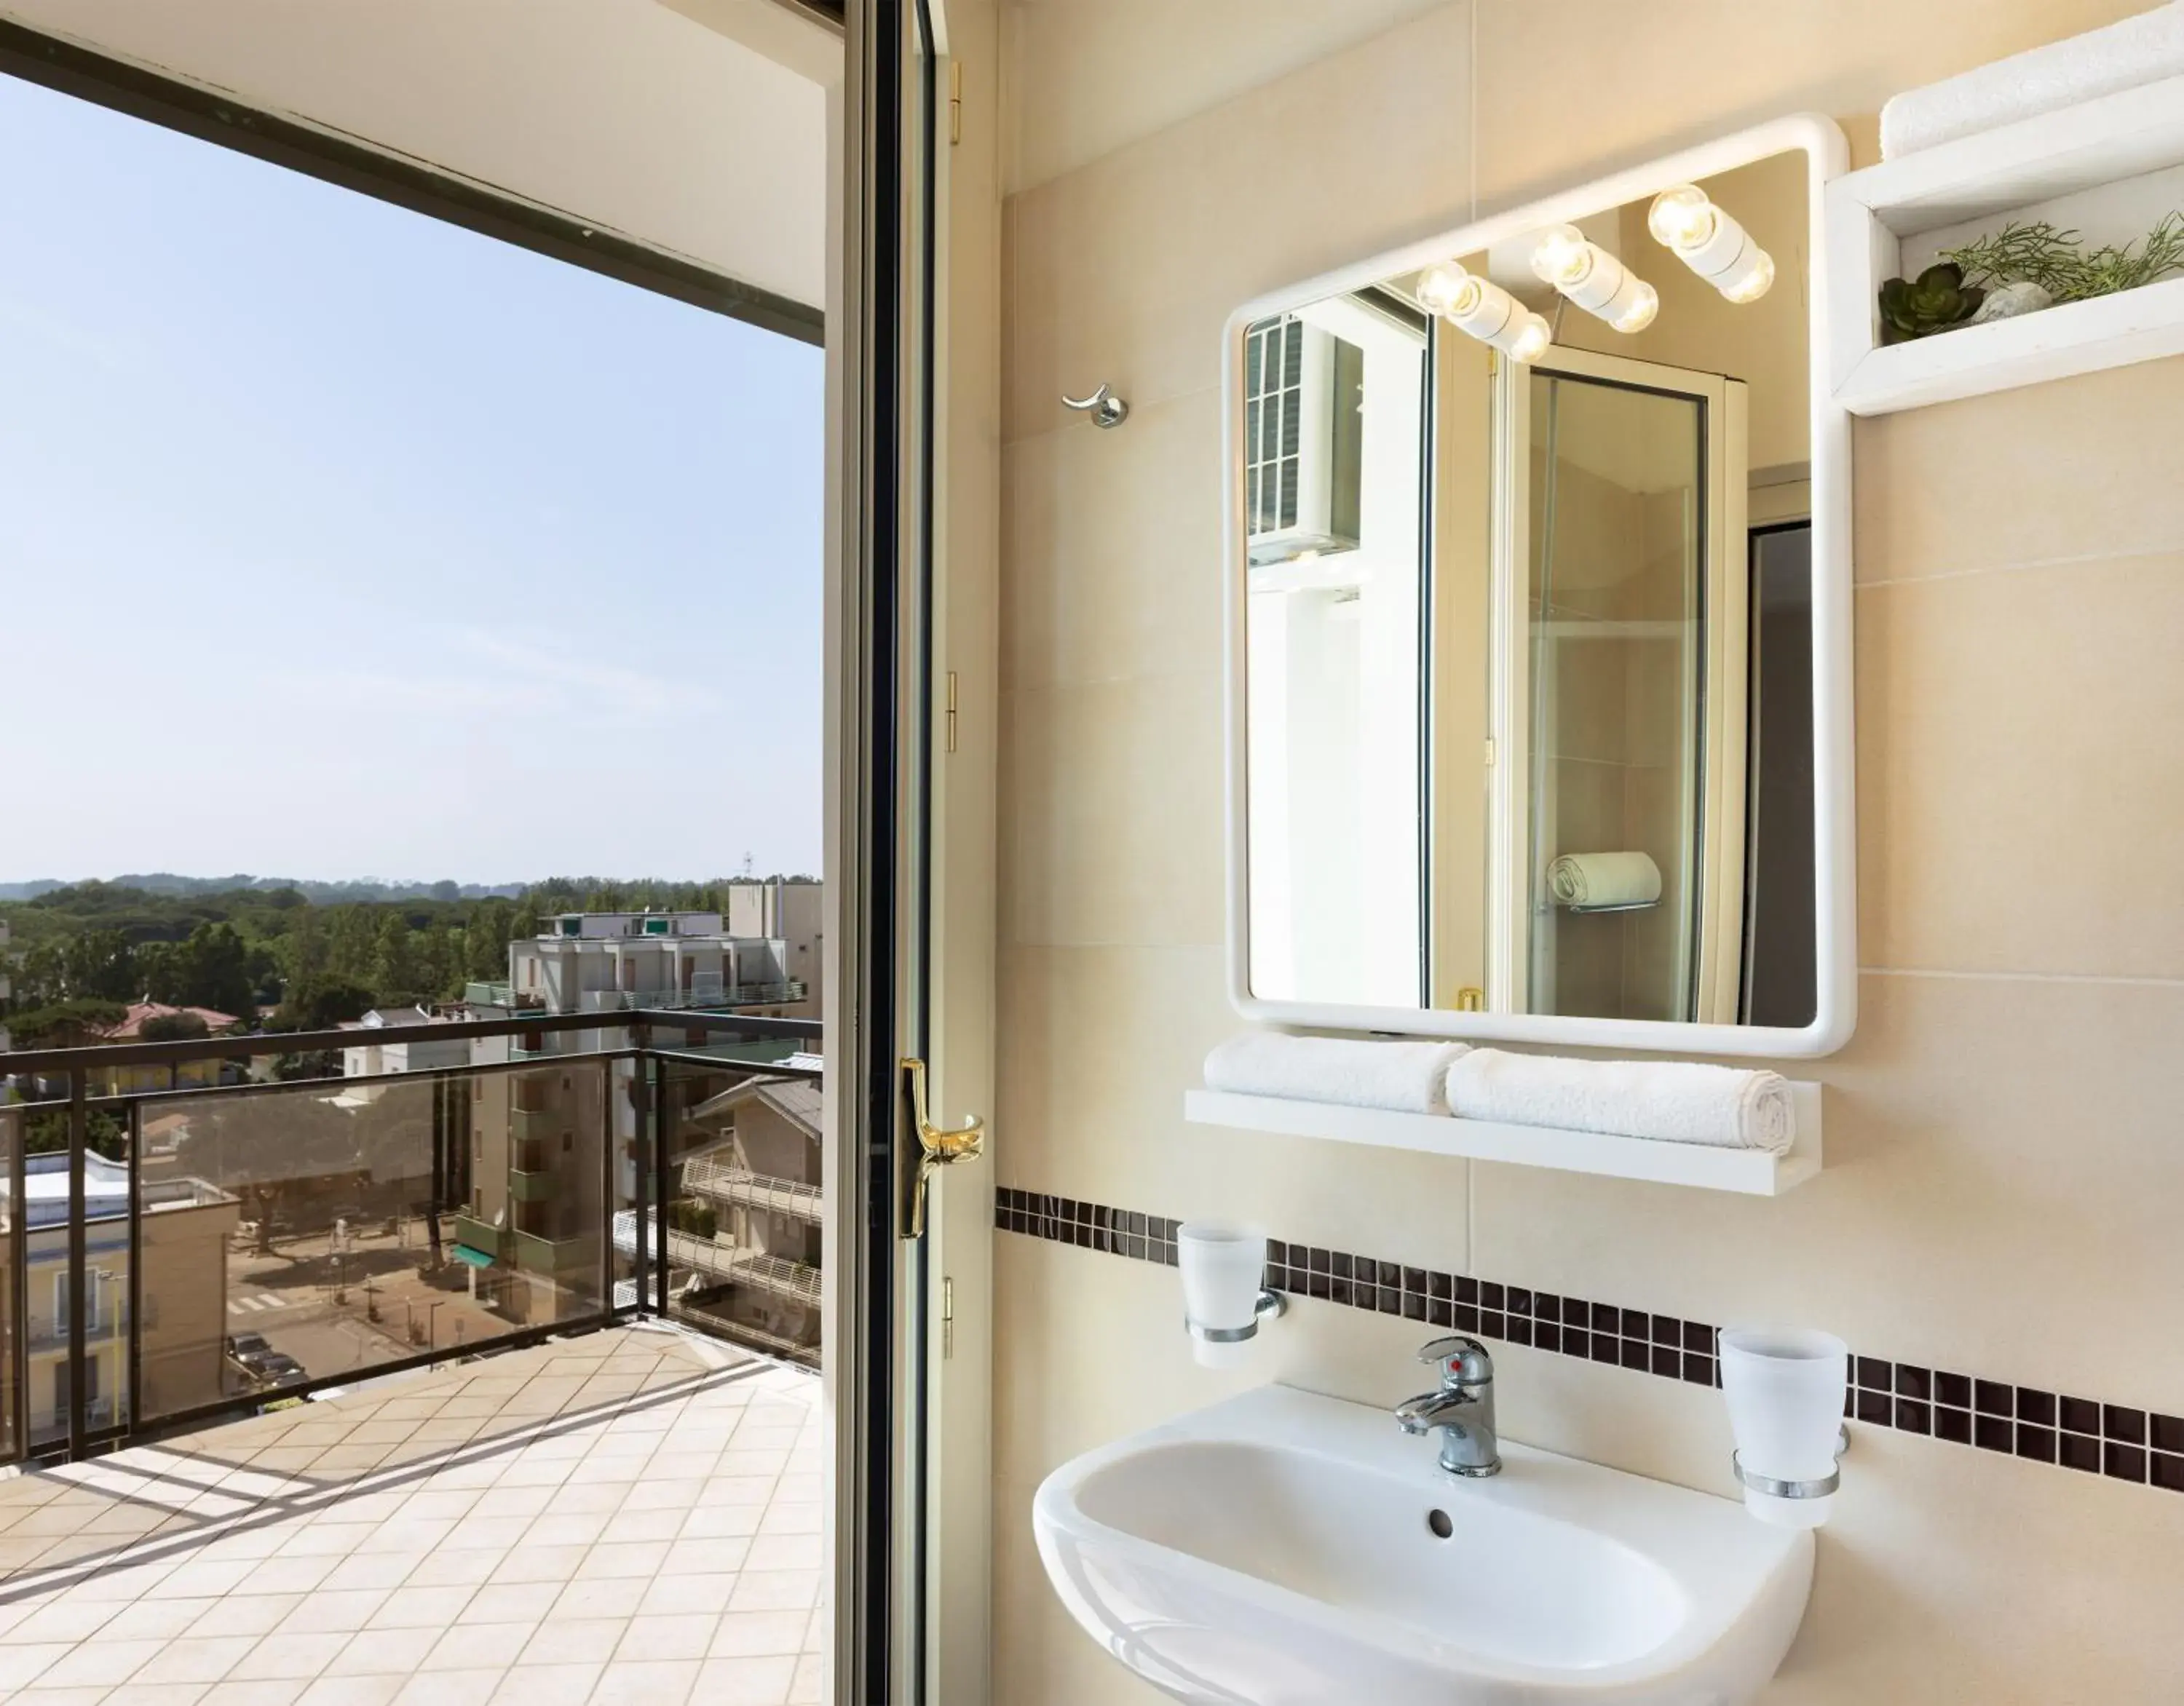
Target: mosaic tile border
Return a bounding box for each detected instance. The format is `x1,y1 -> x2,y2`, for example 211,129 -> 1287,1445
997,1186 -> 2184,1495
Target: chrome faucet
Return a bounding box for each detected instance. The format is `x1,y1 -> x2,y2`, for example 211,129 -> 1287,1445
1396,1335 -> 1501,1477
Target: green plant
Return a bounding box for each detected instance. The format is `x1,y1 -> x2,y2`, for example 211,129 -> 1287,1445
1941,214 -> 2184,303
1878,263 -> 1985,343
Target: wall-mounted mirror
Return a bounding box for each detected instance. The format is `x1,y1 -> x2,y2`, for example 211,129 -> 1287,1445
1224,117 -> 1853,1055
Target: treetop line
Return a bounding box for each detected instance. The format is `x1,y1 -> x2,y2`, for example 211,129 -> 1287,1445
0,874 -> 817,1045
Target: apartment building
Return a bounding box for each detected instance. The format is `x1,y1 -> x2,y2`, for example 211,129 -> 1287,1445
453,1057 -> 606,1328
499,910 -> 804,1018
338,1006 -> 472,1103
723,879 -> 823,1019
17,1151 -> 238,1443
668,1070 -> 823,1363
451,909 -> 817,1327
87,1003 -> 240,1095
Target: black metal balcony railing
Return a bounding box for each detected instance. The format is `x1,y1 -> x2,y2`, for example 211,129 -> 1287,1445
0,1005 -> 822,1465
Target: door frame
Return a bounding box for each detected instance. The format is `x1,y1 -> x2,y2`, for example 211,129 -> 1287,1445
1487,342 -> 1749,1025
827,1 -> 997,1700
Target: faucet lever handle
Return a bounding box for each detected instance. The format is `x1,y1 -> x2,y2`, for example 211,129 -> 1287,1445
1417,1335 -> 1493,1384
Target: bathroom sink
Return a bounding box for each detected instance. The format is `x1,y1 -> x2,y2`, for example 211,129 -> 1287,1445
1032,1385 -> 1812,1705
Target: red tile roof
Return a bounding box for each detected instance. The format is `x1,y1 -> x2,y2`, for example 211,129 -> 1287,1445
100,1001 -> 240,1039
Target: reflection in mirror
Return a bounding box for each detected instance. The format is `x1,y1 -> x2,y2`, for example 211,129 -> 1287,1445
1241,148 -> 1816,1030
1243,290 -> 1430,1008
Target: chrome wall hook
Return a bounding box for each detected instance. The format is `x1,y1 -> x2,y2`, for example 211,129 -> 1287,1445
1061,382 -> 1128,428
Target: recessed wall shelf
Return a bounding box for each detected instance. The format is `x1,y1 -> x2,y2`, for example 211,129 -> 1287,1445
1183,1082 -> 1823,1197
1827,74 -> 2184,416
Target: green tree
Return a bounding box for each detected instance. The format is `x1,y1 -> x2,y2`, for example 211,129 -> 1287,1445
3,999 -> 130,1049
62,928 -> 139,1001
464,899 -> 515,981
146,923 -> 255,1018
282,905 -> 331,990
371,912 -> 419,1003
326,905 -> 379,985
138,1009 -> 212,1043
25,1107 -> 128,1160
270,975 -> 376,1031
414,925 -> 455,1003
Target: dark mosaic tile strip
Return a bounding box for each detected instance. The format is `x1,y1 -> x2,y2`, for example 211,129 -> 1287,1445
994,1186 -> 2184,1496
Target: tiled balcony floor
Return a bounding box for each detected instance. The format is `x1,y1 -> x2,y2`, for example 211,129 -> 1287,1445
0,1324 -> 826,1704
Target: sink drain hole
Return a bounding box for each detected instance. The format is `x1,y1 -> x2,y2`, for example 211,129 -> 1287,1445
1426,1508 -> 1454,1539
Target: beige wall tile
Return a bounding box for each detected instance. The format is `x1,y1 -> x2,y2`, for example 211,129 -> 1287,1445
1471,970 -> 2184,1412
1001,387 -> 1225,694
1002,4 -> 1473,441
1000,672 -> 1226,949
1856,551 -> 2184,979
1470,0 -> 2149,197
1855,357 -> 2184,583
1000,0 -> 1448,195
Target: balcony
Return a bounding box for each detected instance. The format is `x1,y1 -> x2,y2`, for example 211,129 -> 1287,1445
724,1249 -> 823,1309
509,1165 -> 558,1203
0,1004 -> 820,1464
453,1213 -> 508,1261
579,982 -> 807,1015
665,1226 -> 738,1280
682,1157 -> 823,1223
512,1225 -> 600,1274
0,1325 -> 825,1700
510,1105 -> 559,1142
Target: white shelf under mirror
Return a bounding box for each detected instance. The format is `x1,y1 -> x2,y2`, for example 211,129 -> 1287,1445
1184,1082 -> 1822,1197
1827,74 -> 2184,415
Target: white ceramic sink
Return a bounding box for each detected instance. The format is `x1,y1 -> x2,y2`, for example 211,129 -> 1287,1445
1033,1386 -> 1812,1705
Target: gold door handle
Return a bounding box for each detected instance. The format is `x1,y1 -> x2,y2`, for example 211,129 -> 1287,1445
901,1058 -> 985,1240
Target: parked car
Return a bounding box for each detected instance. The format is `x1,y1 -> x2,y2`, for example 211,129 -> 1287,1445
226,1333 -> 306,1388
225,1332 -> 274,1373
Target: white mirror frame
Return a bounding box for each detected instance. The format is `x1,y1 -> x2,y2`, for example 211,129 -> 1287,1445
1221,114 -> 1854,1058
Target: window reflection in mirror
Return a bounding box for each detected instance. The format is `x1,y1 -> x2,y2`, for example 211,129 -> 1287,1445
1240,148 -> 1816,1029
1243,290 -> 1431,1007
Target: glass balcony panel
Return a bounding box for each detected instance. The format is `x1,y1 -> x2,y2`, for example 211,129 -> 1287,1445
654,1060 -> 823,1368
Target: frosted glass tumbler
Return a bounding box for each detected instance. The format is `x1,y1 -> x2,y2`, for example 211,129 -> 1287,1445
1720,1325 -> 1847,1528
1177,1221 -> 1269,1369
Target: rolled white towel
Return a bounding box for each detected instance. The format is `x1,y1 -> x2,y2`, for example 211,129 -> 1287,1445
1548,851 -> 1662,908
1446,1049 -> 1794,1154
1880,3 -> 2184,159
1205,1033 -> 1471,1116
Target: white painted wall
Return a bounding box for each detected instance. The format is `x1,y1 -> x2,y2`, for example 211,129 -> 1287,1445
0,0 -> 831,309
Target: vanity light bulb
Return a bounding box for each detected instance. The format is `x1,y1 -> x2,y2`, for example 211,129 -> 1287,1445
1610,278 -> 1659,333
1648,184 -> 1717,251
1530,225 -> 1594,288
1720,247 -> 1776,303
1417,264 -> 1472,316
1507,312 -> 1554,363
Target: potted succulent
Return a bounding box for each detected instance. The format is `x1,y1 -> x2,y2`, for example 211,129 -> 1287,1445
1878,263 -> 1983,343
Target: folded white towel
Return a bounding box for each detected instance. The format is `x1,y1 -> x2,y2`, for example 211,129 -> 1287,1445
1547,851 -> 1662,908
1205,1033 -> 1471,1116
1880,3 -> 2184,159
1446,1049 -> 1795,1154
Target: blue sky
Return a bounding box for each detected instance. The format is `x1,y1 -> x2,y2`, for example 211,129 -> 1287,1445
0,71 -> 823,885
